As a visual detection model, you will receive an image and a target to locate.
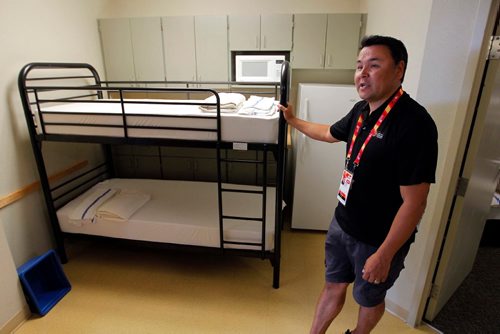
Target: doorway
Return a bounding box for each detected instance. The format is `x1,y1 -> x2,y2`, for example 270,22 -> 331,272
424,6 -> 500,332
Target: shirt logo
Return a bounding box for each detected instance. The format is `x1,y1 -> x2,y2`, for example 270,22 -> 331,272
375,131 -> 384,139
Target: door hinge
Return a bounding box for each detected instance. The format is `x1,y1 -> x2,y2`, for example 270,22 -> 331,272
430,283 -> 440,298
455,177 -> 469,197
487,36 -> 500,60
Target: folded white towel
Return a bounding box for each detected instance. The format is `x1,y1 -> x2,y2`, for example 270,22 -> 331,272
95,189 -> 151,221
200,93 -> 246,113
69,188 -> 117,226
238,96 -> 277,116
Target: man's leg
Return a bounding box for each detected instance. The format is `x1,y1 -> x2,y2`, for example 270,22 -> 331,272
351,301 -> 385,334
310,282 -> 349,334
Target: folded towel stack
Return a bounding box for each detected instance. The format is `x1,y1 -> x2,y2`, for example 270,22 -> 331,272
238,95 -> 277,116
68,188 -> 117,226
199,93 -> 246,113
95,189 -> 151,221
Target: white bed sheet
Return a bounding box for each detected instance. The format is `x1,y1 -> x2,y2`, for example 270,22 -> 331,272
57,178 -> 277,251
40,100 -> 280,144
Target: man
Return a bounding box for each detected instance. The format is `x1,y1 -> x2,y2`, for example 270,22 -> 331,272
278,35 -> 438,334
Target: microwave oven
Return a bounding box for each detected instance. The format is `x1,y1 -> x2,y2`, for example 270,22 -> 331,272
235,54 -> 285,83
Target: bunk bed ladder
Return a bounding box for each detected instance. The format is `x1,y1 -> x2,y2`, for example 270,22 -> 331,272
218,146 -> 269,257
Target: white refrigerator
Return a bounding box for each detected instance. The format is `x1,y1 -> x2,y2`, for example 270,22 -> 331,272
291,83 -> 360,230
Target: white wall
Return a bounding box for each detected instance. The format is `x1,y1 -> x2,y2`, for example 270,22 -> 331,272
362,0 -> 494,324
0,0 -> 105,329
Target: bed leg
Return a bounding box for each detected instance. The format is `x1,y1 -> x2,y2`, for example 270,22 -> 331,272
272,258 -> 280,289
56,243 -> 68,264
54,232 -> 67,263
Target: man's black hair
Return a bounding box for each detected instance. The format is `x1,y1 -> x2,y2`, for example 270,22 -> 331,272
360,35 -> 408,82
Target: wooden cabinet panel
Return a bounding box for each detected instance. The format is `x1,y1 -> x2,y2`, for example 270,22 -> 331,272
260,14 -> 293,51
229,14 -> 292,51
194,15 -> 229,83
291,14 -> 327,69
162,16 -> 197,82
325,14 -> 362,69
130,17 -> 165,82
99,18 -> 135,81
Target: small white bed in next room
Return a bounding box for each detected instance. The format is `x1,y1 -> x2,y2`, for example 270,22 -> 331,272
57,178 -> 277,251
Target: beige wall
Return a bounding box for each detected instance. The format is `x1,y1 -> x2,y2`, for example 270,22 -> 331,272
0,0 -> 106,329
100,0 -> 362,17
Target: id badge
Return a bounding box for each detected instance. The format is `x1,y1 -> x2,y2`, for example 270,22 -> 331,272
337,169 -> 353,206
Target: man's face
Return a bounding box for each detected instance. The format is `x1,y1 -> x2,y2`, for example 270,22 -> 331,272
354,45 -> 404,107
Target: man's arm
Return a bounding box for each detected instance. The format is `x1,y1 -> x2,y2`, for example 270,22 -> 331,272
361,183 -> 430,283
278,103 -> 339,143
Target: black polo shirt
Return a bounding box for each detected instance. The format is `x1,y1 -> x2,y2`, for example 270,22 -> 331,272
330,89 -> 438,247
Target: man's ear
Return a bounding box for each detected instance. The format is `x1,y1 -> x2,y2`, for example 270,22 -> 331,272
396,60 -> 405,82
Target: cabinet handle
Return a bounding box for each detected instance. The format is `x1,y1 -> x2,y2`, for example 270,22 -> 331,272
327,54 -> 332,67
256,35 -> 259,49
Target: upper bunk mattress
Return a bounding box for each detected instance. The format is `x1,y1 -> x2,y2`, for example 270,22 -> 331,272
39,100 -> 280,144
56,178 -> 277,251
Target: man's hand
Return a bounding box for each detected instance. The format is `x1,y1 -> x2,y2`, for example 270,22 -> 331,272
362,251 -> 392,284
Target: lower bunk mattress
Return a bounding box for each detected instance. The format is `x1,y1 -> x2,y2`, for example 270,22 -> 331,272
56,178 -> 277,251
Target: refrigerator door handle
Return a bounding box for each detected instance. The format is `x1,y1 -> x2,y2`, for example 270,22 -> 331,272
300,98 -> 309,161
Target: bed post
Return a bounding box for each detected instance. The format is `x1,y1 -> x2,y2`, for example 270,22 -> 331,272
17,62 -> 103,263
273,60 -> 290,288
18,64 -> 68,262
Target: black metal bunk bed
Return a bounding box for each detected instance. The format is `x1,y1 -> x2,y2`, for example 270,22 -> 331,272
18,61 -> 290,289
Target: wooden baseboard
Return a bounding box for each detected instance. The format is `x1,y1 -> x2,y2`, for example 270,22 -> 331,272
0,160 -> 88,210
0,306 -> 31,334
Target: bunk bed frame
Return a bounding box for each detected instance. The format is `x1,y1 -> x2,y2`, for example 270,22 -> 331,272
18,61 -> 290,288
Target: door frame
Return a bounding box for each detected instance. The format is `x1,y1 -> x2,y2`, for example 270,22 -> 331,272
422,3 -> 500,322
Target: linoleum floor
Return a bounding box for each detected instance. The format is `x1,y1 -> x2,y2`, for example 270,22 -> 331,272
14,225 -> 438,334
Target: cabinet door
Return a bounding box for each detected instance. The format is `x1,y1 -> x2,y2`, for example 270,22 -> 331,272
130,17 -> 165,83
228,15 -> 260,51
162,16 -> 197,82
291,14 -> 327,69
99,18 -> 135,81
325,14 -> 362,70
194,15 -> 229,83
260,14 -> 293,51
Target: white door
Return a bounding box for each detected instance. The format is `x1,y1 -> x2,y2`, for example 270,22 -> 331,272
325,14 -> 362,69
424,39 -> 500,320
98,18 -> 135,82
260,14 -> 293,51
291,14 -> 327,69
130,17 -> 165,83
194,15 -> 229,84
162,16 -> 197,83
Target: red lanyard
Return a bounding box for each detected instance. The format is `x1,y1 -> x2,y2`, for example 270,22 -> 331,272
346,88 -> 404,169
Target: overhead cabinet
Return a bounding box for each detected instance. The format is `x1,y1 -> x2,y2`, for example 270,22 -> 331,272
229,14 -> 293,51
99,17 -> 165,83
194,15 -> 229,82
161,16 -> 197,83
292,14 -> 362,69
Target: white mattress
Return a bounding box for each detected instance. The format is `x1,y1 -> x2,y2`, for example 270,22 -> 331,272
40,99 -> 279,144
57,178 -> 277,251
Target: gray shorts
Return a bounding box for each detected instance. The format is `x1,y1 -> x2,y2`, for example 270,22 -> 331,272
325,217 -> 411,307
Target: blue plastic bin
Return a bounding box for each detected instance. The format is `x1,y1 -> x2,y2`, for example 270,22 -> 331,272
17,249 -> 71,316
